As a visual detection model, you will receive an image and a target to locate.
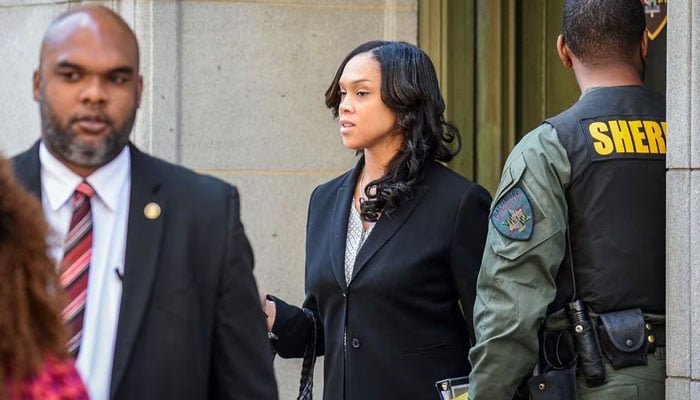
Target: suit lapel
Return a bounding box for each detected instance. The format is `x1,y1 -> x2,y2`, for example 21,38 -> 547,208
12,142 -> 164,398
351,183 -> 429,282
329,162 -> 363,290
110,145 -> 165,398
11,141 -> 42,197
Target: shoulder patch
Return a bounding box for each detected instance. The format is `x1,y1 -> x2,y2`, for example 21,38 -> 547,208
491,187 -> 534,240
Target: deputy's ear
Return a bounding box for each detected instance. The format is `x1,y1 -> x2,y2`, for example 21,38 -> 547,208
640,31 -> 649,62
556,34 -> 573,69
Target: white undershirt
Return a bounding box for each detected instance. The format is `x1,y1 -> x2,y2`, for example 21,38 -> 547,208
39,142 -> 131,400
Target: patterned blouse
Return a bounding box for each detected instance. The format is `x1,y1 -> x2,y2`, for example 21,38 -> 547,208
5,356 -> 88,400
344,203 -> 376,284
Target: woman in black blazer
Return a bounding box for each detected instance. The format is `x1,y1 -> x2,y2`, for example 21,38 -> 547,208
263,41 -> 491,400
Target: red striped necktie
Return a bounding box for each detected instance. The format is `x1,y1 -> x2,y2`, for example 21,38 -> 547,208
60,181 -> 95,357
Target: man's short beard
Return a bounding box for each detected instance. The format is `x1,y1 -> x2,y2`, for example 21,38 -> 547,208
40,101 -> 134,168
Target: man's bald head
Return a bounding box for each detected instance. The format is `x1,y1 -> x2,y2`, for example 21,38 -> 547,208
39,5 -> 139,70
33,4 -> 143,178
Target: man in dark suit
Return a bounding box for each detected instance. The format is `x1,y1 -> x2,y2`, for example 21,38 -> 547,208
12,5 -> 277,399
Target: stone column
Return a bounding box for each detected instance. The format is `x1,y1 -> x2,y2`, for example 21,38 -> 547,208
666,0 -> 700,398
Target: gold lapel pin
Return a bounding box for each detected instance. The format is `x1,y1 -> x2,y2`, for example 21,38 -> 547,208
144,202 -> 161,220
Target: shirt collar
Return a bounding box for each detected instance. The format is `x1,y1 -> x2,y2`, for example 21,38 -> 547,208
579,85 -> 644,100
579,86 -> 605,100
39,142 -> 131,212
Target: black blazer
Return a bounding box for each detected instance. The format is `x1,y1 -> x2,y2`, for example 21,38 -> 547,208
273,160 -> 491,400
13,142 -> 278,400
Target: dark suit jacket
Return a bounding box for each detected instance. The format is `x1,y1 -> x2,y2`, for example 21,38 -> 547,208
272,160 -> 491,400
13,142 -> 278,400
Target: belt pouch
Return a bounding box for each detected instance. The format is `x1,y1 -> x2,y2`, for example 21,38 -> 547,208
596,308 -> 648,369
527,368 -> 579,400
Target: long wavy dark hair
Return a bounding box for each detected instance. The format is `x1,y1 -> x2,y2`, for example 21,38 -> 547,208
0,154 -> 67,394
325,41 -> 461,221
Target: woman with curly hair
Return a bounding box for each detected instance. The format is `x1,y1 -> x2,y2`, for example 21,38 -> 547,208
0,154 -> 87,399
262,41 -> 491,399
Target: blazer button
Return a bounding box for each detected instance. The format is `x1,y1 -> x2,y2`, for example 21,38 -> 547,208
351,338 -> 361,349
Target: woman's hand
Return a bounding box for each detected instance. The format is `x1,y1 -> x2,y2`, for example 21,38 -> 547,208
260,293 -> 276,331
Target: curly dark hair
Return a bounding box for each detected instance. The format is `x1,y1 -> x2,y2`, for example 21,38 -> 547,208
563,0 -> 646,63
0,154 -> 67,392
325,41 -> 461,221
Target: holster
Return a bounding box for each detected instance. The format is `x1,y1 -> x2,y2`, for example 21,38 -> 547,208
540,329 -> 576,370
596,308 -> 651,369
527,368 -> 579,400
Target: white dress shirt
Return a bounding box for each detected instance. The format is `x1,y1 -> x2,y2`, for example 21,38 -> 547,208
40,142 -> 131,400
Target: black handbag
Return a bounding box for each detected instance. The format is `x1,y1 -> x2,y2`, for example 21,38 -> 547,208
297,308 -> 318,400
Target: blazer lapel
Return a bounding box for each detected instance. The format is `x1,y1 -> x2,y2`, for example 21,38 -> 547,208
110,146 -> 165,398
11,141 -> 42,197
351,183 -> 429,282
329,163 -> 363,290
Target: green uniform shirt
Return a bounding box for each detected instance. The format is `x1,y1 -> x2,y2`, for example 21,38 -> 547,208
468,122 -> 571,400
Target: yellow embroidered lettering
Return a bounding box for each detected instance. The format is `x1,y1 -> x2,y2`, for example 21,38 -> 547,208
589,122 -> 614,155
629,120 -> 649,153
609,120 -> 634,153
643,120 -> 666,154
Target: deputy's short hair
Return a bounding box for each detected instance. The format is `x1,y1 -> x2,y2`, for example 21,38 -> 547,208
562,0 -> 646,63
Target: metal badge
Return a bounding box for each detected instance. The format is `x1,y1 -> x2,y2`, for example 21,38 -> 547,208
644,0 -> 667,41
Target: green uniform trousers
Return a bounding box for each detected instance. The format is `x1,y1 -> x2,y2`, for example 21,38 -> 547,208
577,346 -> 665,399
